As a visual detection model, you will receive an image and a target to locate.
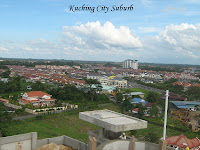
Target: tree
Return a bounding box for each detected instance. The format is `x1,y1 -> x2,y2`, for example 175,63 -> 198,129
32,81 -> 49,91
145,130 -> 159,143
146,92 -> 160,103
0,70 -> 10,78
121,96 -> 133,113
25,103 -> 33,109
84,78 -> 101,91
49,84 -> 109,104
136,103 -> 145,118
0,102 -> 12,123
116,93 -> 123,103
164,78 -> 178,84
150,106 -> 159,117
186,86 -> 200,100
84,78 -> 102,101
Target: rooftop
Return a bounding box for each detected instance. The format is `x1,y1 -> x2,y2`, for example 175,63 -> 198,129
79,109 -> 147,132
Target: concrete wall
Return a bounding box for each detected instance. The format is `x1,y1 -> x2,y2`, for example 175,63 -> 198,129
5,102 -> 78,115
4,103 -> 22,109
0,133 -> 88,150
36,135 -> 88,150
36,136 -> 64,148
63,136 -> 88,150
4,103 -> 33,114
0,132 -> 37,150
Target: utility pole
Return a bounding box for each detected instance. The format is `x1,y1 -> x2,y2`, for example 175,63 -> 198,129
163,90 -> 169,140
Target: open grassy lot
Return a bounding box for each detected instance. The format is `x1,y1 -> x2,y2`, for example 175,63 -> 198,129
5,111 -> 98,143
4,103 -> 199,143
4,104 -> 121,143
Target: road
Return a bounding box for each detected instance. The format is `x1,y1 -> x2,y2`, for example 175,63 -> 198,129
127,81 -> 165,94
14,114 -> 37,120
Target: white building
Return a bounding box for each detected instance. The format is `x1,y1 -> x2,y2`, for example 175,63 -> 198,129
122,59 -> 138,69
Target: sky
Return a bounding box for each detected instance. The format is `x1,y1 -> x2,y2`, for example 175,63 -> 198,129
0,0 -> 200,64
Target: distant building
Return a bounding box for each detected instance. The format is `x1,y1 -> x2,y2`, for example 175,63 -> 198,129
123,92 -> 145,99
0,98 -> 9,103
87,73 -> 108,80
18,91 -> 55,106
0,78 -> 8,83
99,76 -> 127,88
170,101 -> 200,111
122,59 -> 138,69
131,98 -> 147,105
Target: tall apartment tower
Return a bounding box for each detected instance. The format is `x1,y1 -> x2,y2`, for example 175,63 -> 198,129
122,59 -> 138,69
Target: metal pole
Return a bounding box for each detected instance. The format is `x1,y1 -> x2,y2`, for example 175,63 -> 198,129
163,90 -> 169,140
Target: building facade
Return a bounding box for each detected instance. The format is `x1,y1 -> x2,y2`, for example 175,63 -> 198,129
18,91 -> 55,106
122,59 -> 138,69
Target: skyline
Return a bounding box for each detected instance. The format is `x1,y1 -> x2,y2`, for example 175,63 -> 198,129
0,0 -> 200,65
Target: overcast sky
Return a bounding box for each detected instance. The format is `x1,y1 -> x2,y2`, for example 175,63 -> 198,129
0,0 -> 200,64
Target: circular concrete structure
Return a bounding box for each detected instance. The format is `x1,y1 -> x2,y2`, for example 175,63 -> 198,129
97,140 -> 159,150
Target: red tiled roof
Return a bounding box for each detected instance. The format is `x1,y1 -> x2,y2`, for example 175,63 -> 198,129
26,91 -> 50,97
166,134 -> 200,148
18,98 -> 40,103
172,82 -> 183,86
183,83 -> 191,87
0,98 -> 9,102
192,83 -> 200,87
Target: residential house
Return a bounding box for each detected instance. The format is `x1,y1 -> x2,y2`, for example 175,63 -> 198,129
18,91 -> 55,107
0,98 -> 9,103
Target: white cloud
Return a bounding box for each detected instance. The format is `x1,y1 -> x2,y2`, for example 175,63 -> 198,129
138,27 -> 161,33
22,47 -> 34,51
181,0 -> 200,4
140,23 -> 200,64
0,46 -> 8,53
140,0 -> 152,7
162,7 -> 187,13
62,21 -> 142,50
16,38 -> 57,55
1,22 -> 200,64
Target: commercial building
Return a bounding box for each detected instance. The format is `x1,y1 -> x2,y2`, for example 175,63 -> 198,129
122,59 -> 138,69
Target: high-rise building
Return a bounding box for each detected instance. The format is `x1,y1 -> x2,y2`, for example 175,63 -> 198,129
122,59 -> 138,69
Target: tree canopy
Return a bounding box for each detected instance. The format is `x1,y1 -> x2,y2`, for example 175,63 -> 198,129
49,85 -> 109,106
146,91 -> 160,103
186,86 -> 200,100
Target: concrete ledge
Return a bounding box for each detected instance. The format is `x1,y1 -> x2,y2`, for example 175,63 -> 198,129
36,138 -> 49,148
0,132 -> 36,145
36,135 -> 88,150
63,136 -> 88,150
97,140 -> 174,150
79,109 -> 147,132
0,133 -> 87,150
0,132 -> 37,150
49,136 -> 64,145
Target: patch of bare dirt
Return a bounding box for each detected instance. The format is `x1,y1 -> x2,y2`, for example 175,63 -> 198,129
35,142 -> 76,150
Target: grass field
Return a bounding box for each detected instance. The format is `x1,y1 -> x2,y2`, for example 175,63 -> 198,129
4,104 -> 121,143
5,111 -> 98,143
4,103 -> 200,143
